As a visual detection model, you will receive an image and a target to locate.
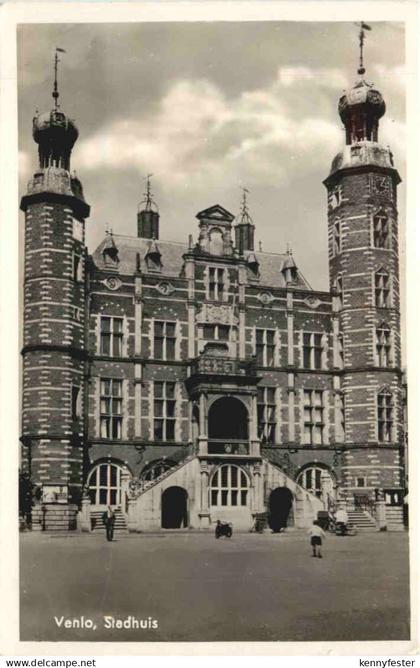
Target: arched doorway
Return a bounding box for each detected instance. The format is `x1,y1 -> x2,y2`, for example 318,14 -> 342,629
161,486 -> 188,529
208,397 -> 249,455
269,487 -> 294,532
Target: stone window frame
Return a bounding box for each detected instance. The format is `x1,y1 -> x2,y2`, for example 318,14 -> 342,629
72,251 -> 83,282
302,389 -> 325,445
99,315 -> 124,357
355,476 -> 368,488
375,322 -> 393,368
210,464 -> 249,507
296,464 -> 335,498
87,461 -> 124,506
373,267 -> 392,308
99,378 -> 123,440
255,327 -> 277,367
257,386 -> 277,445
302,331 -> 328,370
204,265 -> 229,302
377,387 -> 394,444
153,319 -> 177,361
332,217 -> 342,256
371,208 -> 391,250
153,380 -> 177,443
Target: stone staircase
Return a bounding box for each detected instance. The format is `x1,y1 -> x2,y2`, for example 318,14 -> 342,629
90,508 -> 127,533
347,509 -> 378,532
385,506 -> 405,531
130,453 -> 197,499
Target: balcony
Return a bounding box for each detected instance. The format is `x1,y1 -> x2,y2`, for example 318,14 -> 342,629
189,343 -> 257,379
208,439 -> 249,455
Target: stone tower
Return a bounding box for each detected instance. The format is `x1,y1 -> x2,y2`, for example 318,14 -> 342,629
20,52 -> 90,529
324,29 -> 404,517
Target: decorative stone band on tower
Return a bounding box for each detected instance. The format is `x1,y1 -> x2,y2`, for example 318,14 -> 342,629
20,70 -> 90,530
324,52 -> 404,519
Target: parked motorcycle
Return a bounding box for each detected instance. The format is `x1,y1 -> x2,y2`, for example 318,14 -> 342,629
334,520 -> 357,536
215,520 -> 233,538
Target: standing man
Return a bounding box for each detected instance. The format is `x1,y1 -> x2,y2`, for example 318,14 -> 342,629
103,505 -> 115,542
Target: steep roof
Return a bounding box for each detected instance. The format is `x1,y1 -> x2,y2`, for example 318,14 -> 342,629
91,234 -> 312,289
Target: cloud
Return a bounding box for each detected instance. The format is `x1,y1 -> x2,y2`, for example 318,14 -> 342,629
277,66 -> 347,89
76,74 -> 342,193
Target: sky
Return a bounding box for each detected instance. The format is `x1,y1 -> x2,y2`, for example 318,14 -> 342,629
17,21 -> 405,291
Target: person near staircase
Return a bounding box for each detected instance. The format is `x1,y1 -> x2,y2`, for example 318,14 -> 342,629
102,506 -> 115,542
308,520 -> 326,558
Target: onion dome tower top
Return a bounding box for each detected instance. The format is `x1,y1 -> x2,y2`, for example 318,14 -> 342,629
328,23 -> 397,178
338,22 -> 385,145
32,48 -> 78,171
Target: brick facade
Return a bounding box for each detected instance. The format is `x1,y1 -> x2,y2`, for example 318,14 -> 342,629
20,66 -> 406,531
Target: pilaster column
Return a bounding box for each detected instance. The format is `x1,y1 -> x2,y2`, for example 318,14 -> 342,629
134,276 -> 142,355
287,291 -> 294,366
288,373 -> 295,442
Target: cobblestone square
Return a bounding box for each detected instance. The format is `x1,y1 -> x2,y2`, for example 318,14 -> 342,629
20,531 -> 410,642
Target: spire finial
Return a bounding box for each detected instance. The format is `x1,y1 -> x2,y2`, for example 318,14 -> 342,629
53,47 -> 66,109
355,22 -> 371,77
239,186 -> 253,224
145,174 -> 153,210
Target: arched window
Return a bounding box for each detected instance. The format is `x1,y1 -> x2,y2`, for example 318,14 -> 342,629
373,211 -> 390,249
87,462 -> 124,506
374,269 -> 390,308
376,324 -> 392,367
377,389 -> 393,443
209,228 -> 224,256
297,466 -> 334,498
140,459 -> 176,483
210,465 -> 249,507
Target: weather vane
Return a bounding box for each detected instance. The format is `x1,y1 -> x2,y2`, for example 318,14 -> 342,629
240,186 -> 252,223
355,22 -> 371,76
53,47 -> 66,109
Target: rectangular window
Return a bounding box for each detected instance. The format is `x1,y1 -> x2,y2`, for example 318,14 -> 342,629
154,321 -> 176,360
256,329 -> 275,367
73,253 -> 83,282
257,387 -> 276,444
376,327 -> 391,367
100,378 -> 123,439
154,381 -> 176,442
377,392 -> 393,443
303,333 -> 324,370
373,213 -> 390,249
100,316 -> 123,356
333,220 -> 341,255
200,324 -> 230,341
208,267 -> 225,301
337,392 -> 345,440
375,271 -> 390,308
356,477 -> 367,488
337,333 -> 344,368
335,275 -> 343,309
303,390 -> 324,445
71,386 -> 81,420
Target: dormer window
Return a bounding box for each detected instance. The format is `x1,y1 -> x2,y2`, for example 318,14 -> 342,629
144,239 -> 162,272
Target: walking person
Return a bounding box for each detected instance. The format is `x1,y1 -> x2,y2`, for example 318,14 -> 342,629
308,520 -> 326,558
102,505 -> 115,542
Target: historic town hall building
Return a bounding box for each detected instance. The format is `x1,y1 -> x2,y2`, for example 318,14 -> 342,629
20,40 -> 406,532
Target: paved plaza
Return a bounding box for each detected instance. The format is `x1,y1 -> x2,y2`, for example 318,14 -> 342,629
20,530 -> 410,642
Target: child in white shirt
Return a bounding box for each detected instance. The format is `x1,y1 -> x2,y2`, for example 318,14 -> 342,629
308,520 -> 326,558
